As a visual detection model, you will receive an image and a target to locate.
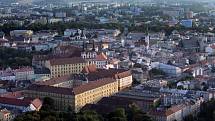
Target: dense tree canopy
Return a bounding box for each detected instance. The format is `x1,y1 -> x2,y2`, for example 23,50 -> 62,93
14,97 -> 154,121
0,47 -> 33,68
0,47 -> 50,68
0,22 -> 124,35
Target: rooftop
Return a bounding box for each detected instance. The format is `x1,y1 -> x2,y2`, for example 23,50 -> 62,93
49,57 -> 86,65
27,78 -> 116,95
35,75 -> 74,86
0,97 -> 41,107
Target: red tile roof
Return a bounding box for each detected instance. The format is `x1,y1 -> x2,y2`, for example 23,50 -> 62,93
82,64 -> 97,73
14,67 -> 33,73
83,68 -> 132,81
27,84 -> 74,95
35,75 -> 73,86
182,60 -> 208,71
0,91 -> 23,98
31,98 -> 42,109
96,52 -> 107,61
0,97 -> 40,107
27,78 -> 117,95
73,78 -> 116,95
87,69 -> 131,81
49,57 -> 86,65
210,45 -> 215,49
149,104 -> 185,117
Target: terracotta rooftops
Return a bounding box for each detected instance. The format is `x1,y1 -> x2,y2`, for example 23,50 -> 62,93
73,78 -> 116,95
31,98 -> 42,109
49,57 -> 86,65
27,84 -> 74,95
96,52 -> 108,60
82,64 -> 97,73
82,65 -> 131,81
210,45 -> 215,49
35,75 -> 73,86
0,109 -> 11,115
0,97 -> 41,107
0,91 -> 23,98
149,104 -> 186,117
14,67 -> 33,73
27,78 -> 116,95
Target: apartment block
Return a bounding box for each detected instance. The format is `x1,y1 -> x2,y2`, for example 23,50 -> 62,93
45,57 -> 88,77
24,78 -> 118,112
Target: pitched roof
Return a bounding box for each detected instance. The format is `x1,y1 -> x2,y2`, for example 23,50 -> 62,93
49,57 -> 86,65
0,91 -> 23,98
149,104 -> 186,117
82,65 -> 131,80
31,98 -> 42,109
210,45 -> 215,49
35,75 -> 73,86
96,52 -> 108,61
27,84 -> 74,95
0,109 -> 10,115
83,68 -> 131,81
82,64 -> 97,73
73,78 -> 116,95
14,67 -> 33,73
0,97 -> 36,107
28,78 -> 116,95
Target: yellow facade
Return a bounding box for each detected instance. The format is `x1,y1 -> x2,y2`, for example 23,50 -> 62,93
74,81 -> 118,111
24,90 -> 74,111
46,62 -> 87,78
117,75 -> 133,90
24,80 -> 118,112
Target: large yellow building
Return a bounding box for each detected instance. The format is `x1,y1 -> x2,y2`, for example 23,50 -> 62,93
45,57 -> 88,78
82,65 -> 133,90
24,78 -> 118,112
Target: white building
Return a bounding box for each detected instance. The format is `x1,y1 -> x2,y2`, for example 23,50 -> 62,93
151,62 -> 182,77
81,52 -> 108,68
205,44 -> 215,55
14,67 -> 34,81
0,97 -> 42,113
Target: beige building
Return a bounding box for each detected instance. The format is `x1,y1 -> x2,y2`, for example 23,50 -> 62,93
14,67 -> 34,80
10,30 -> 33,37
149,104 -> 185,121
81,51 -> 108,68
45,57 -> 88,78
149,100 -> 202,121
0,109 -> 15,121
24,78 -> 118,112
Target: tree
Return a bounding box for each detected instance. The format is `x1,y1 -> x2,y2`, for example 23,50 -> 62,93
184,114 -> 195,121
41,116 -> 56,121
32,46 -> 36,51
149,68 -> 166,78
167,60 -> 173,65
75,110 -> 102,121
14,111 -> 40,121
108,108 -> 127,121
177,85 -> 184,90
198,99 -> 215,121
127,104 -> 153,121
211,66 -> 215,73
41,97 -> 55,111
